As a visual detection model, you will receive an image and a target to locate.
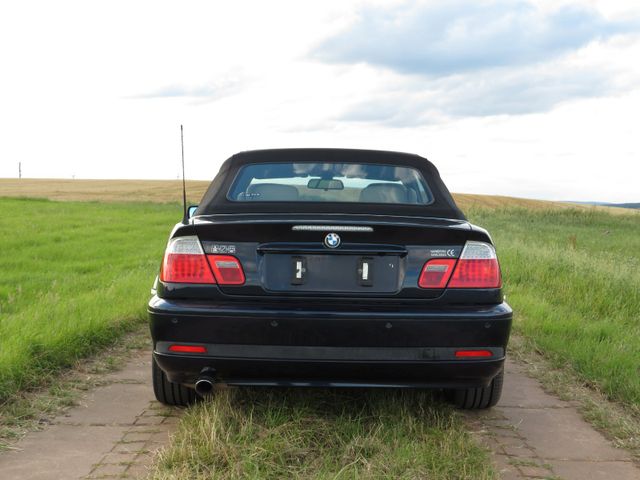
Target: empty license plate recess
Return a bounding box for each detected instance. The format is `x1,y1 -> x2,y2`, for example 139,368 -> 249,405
263,254 -> 401,293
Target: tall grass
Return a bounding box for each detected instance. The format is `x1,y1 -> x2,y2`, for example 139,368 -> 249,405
0,198 -> 178,401
153,389 -> 494,480
3,195 -> 637,476
0,196 -> 496,477
468,207 -> 640,409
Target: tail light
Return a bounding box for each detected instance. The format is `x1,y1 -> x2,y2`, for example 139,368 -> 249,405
418,241 -> 501,289
207,255 -> 245,285
159,236 -> 246,285
418,258 -> 456,288
160,236 -> 215,284
448,241 -> 501,288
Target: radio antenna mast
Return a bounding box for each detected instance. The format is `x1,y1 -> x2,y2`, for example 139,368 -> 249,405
180,125 -> 188,224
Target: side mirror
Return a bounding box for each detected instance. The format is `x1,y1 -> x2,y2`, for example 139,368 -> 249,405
187,205 -> 198,218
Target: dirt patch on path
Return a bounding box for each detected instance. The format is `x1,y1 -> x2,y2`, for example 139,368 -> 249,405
468,359 -> 639,479
0,352 -> 181,479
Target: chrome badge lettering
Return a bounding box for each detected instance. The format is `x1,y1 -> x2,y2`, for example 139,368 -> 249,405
205,244 -> 237,254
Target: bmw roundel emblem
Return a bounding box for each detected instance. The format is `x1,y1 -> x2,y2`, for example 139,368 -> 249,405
324,232 -> 341,249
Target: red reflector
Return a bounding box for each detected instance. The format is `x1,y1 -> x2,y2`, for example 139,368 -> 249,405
448,259 -> 501,288
161,253 -> 216,284
207,255 -> 245,285
455,349 -> 493,358
168,344 -> 207,353
418,258 -> 457,288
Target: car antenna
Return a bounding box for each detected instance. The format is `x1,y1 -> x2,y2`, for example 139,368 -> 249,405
180,124 -> 188,224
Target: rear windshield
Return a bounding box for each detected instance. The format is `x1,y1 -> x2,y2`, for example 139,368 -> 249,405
227,163 -> 433,205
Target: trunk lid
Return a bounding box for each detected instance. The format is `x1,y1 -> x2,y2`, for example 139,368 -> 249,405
189,213 -> 472,299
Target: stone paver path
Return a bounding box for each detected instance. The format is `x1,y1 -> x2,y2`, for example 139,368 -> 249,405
0,352 -> 637,479
468,359 -> 639,479
0,352 -> 181,479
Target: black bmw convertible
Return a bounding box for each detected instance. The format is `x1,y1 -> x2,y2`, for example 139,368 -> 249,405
149,148 -> 512,409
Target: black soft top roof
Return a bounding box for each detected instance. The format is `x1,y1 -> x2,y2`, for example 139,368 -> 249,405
196,148 -> 465,220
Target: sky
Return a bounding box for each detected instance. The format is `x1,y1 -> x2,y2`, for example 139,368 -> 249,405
0,0 -> 639,202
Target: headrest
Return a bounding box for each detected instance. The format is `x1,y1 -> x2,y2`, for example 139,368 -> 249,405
359,183 -> 409,203
245,183 -> 299,201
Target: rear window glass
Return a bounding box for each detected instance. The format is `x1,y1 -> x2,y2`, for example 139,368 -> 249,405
227,163 -> 433,205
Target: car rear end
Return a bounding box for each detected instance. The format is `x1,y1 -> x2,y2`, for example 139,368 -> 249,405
149,149 -> 512,409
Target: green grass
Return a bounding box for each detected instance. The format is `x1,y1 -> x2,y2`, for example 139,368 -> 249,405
0,197 -> 178,402
467,207 -> 640,410
145,202 -> 638,478
0,196 -> 495,478
152,389 -> 494,480
4,195 -> 638,477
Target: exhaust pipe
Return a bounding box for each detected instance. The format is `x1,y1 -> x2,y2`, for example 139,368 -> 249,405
194,369 -> 216,397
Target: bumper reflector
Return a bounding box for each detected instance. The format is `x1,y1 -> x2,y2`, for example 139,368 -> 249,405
168,344 -> 207,354
455,349 -> 493,358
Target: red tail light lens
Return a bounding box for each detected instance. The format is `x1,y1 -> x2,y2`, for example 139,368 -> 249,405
449,259 -> 501,288
448,241 -> 501,288
207,255 -> 245,285
161,254 -> 215,283
418,258 -> 457,288
159,238 -> 246,285
160,236 -> 216,284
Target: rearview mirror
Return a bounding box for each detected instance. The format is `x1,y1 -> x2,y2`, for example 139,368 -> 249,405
187,205 -> 198,218
307,178 -> 344,190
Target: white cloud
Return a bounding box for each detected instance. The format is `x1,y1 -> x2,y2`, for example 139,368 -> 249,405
336,63 -> 612,124
314,0 -> 639,75
0,0 -> 638,203
313,0 -> 640,119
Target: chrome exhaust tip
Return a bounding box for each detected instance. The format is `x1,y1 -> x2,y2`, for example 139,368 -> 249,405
194,371 -> 216,397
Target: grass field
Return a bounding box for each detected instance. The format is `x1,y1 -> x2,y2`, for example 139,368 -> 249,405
151,205 -> 639,478
0,193 -> 495,478
0,198 -> 178,401
1,178 -> 634,215
152,389 -> 493,480
1,180 -> 638,477
469,206 -> 640,410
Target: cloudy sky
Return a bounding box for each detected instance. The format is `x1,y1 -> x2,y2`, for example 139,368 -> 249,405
1,0 -> 639,202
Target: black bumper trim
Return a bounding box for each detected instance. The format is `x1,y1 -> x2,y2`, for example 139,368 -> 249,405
156,342 -> 504,362
150,297 -> 511,388
148,296 -> 513,320
153,351 -> 505,388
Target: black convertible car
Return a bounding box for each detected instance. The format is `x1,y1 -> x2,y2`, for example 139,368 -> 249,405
149,148 -> 512,409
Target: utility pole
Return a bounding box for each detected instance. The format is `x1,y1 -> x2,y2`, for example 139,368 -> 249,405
18,162 -> 21,179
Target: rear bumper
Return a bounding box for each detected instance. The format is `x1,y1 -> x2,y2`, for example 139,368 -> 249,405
149,296 -> 512,388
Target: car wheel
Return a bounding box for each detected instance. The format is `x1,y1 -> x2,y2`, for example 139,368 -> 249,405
152,356 -> 197,406
446,367 -> 504,410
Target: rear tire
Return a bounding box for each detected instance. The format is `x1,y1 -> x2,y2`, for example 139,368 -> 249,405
152,356 -> 197,406
446,367 -> 504,410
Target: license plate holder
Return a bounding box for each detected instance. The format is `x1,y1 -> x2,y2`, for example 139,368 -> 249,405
290,256 -> 306,285
357,257 -> 374,287
269,254 -> 397,293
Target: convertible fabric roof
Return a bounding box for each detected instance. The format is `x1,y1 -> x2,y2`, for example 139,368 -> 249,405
196,148 -> 465,220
